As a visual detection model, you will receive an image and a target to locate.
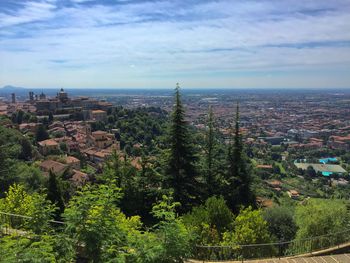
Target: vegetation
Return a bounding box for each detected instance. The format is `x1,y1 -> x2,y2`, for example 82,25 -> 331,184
0,87 -> 350,262
164,84 -> 200,213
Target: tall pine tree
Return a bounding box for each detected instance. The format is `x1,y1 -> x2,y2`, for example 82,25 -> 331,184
204,106 -> 217,197
165,84 -> 199,213
226,103 -> 255,212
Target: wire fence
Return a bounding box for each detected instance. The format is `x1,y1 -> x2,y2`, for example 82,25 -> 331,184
0,211 -> 65,236
194,229 -> 350,261
1,211 -> 350,261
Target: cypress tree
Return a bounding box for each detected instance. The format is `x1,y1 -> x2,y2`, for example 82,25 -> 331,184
47,170 -> 65,220
205,106 -> 217,197
19,138 -> 32,160
36,124 -> 49,142
48,112 -> 54,123
226,103 -> 255,211
165,83 -> 199,212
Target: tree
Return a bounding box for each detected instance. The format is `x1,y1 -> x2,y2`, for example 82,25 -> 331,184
48,112 -> 54,123
35,124 -> 49,142
165,84 -> 200,213
306,165 -> 316,178
204,106 -> 219,197
0,234 -> 57,262
225,103 -> 255,211
16,110 -> 24,124
63,181 -> 141,262
295,199 -> 350,239
0,184 -> 55,234
264,206 -> 297,241
151,195 -> 191,262
19,138 -> 32,160
222,206 -> 271,245
47,170 -> 65,220
182,196 -> 234,245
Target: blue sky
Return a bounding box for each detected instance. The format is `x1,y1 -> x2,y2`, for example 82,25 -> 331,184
0,0 -> 350,89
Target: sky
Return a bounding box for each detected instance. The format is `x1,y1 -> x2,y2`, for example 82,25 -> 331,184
0,0 -> 350,89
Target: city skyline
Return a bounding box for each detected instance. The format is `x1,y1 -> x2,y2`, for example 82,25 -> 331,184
1,0 -> 350,89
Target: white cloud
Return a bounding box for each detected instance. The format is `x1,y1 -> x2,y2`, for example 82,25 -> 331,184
0,1 -> 56,28
0,0 -> 350,88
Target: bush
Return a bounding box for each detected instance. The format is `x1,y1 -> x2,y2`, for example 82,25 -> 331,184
264,206 -> 297,242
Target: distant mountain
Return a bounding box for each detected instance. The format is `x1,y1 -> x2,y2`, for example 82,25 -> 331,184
1,85 -> 27,92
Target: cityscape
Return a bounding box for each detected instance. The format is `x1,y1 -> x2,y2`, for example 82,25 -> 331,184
1,0 -> 350,262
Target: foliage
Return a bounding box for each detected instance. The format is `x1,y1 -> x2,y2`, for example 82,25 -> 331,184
151,195 -> 191,263
36,124 -> 49,142
222,206 -> 271,245
165,85 -> 200,213
0,184 -> 55,234
295,199 -> 350,239
63,181 -> 141,262
0,234 -> 57,263
47,170 -> 65,220
110,106 -> 168,155
19,138 -> 33,160
182,196 -> 233,245
203,106 -> 222,197
264,206 -> 297,241
102,151 -> 164,224
225,104 -> 255,211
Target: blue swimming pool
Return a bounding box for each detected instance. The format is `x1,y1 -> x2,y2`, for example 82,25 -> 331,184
319,157 -> 338,164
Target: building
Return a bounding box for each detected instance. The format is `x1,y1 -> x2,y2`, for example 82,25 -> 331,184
287,190 -> 300,199
39,160 -> 67,176
65,156 -> 81,170
90,110 -> 107,122
29,91 -> 34,102
38,139 -> 59,155
35,89 -> 113,115
87,130 -> 117,149
11,93 -> 16,104
71,170 -> 89,186
57,88 -> 68,102
328,135 -> 350,151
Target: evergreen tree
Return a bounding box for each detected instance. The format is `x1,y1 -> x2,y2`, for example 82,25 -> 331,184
204,106 -> 217,197
165,84 -> 199,213
48,112 -> 54,123
47,170 -> 65,220
16,110 -> 24,124
36,124 -> 49,142
226,103 -> 255,211
19,138 -> 32,160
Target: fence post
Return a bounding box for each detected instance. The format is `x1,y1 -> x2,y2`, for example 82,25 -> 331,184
278,241 -> 282,259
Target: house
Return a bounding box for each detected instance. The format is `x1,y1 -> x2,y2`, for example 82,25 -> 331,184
19,123 -> 39,133
39,160 -> 67,176
65,156 -> 81,170
71,170 -> 89,186
87,130 -> 118,149
328,135 -> 350,151
266,180 -> 282,192
90,110 -> 107,122
38,139 -> 59,155
83,148 -> 113,163
287,190 -> 300,199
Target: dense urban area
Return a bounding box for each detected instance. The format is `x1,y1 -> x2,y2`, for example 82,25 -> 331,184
0,85 -> 350,262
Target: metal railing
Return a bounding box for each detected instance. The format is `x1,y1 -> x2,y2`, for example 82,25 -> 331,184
1,211 -> 350,262
194,229 -> 350,261
0,211 -> 65,236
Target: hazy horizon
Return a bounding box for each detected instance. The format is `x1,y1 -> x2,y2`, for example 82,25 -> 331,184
1,0 -> 350,89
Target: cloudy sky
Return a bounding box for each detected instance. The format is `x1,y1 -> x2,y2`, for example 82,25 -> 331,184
1,0 -> 350,89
